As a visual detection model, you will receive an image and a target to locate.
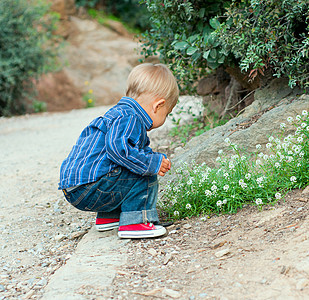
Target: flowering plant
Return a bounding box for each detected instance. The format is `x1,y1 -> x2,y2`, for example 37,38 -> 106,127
160,110 -> 309,220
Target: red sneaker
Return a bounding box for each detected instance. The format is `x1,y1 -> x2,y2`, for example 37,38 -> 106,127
118,223 -> 166,239
95,218 -> 119,231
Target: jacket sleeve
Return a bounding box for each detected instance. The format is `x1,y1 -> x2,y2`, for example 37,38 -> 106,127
105,115 -> 163,176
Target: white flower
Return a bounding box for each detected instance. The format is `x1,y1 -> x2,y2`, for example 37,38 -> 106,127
187,177 -> 193,185
302,110 -> 308,116
287,116 -> 293,123
290,176 -> 297,183
218,149 -> 223,155
223,199 -> 227,204
268,136 -> 274,142
269,154 -> 275,160
223,184 -> 229,191
258,152 -> 264,158
256,159 -> 262,165
245,173 -> 251,180
296,115 -> 301,120
211,185 -> 217,191
301,122 -> 307,128
229,162 -> 235,170
276,144 -> 282,150
241,156 -> 246,161
275,192 -> 281,199
223,172 -> 229,178
205,190 -> 212,196
216,157 -> 221,162
216,200 -> 223,207
256,144 -> 262,149
200,216 -> 207,221
186,203 -> 192,209
224,138 -> 231,144
257,176 -> 264,184
173,211 -> 180,216
280,123 -> 286,129
297,136 -> 303,143
266,143 -> 272,149
299,151 -> 305,157
263,154 -> 269,160
255,198 -> 263,205
275,162 -> 280,168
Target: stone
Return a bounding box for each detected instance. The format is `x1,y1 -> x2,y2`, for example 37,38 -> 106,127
159,93 -> 309,183
215,248 -> 230,258
302,186 -> 309,194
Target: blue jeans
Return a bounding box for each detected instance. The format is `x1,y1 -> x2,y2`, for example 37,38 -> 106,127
62,167 -> 160,226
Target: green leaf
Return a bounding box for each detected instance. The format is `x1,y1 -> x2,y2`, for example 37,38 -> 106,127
174,41 -> 189,50
203,50 -> 211,59
210,48 -> 217,59
209,18 -> 220,30
187,46 -> 198,56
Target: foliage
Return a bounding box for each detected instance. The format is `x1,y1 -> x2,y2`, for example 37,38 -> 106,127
160,110 -> 309,221
0,0 -> 59,116
217,0 -> 309,89
139,0 -> 230,93
169,109 -> 230,145
76,0 -> 151,30
140,0 -> 309,92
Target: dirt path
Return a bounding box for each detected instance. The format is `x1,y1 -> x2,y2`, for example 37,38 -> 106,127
0,107 -> 110,299
0,108 -> 308,300
107,192 -> 309,300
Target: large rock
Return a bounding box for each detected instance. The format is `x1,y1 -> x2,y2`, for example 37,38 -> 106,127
155,84 -> 308,186
61,16 -> 143,106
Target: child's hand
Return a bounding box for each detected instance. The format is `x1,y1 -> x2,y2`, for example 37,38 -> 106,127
158,157 -> 171,176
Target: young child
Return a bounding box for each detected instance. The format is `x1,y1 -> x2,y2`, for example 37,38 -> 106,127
59,63 -> 179,239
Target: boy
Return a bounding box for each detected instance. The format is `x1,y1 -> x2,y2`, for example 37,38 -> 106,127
59,63 -> 179,239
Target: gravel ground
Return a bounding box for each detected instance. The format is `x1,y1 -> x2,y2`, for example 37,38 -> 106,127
0,107 -> 308,300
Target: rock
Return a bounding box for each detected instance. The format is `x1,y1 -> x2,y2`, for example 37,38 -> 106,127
163,288 -> 181,299
183,224 -> 192,229
50,0 -> 76,20
34,71 -> 83,112
302,186 -> 309,194
215,248 -> 230,258
160,93 -> 309,178
54,234 -> 66,242
163,253 -> 172,265
148,248 -> 157,256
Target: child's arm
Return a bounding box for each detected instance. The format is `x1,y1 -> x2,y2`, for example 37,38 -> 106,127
106,115 -> 165,176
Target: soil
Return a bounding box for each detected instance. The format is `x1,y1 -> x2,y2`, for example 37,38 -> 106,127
105,191 -> 309,300
0,108 -> 308,300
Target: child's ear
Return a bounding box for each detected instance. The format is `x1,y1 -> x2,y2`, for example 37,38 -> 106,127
153,99 -> 166,113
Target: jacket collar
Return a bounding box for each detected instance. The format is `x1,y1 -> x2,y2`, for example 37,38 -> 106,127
118,97 -> 153,130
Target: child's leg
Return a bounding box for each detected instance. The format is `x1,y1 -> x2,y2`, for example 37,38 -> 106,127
62,167 -> 160,226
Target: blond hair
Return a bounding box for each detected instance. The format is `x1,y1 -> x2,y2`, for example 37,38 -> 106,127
126,63 -> 179,108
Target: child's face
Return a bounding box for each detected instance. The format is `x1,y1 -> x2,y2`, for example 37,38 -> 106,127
150,101 -> 174,130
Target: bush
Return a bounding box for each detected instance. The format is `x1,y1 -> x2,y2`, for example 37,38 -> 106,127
217,0 -> 309,89
140,0 -> 309,92
139,0 -> 230,93
0,0 -> 59,116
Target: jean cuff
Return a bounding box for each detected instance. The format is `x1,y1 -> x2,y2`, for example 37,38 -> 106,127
119,208 -> 159,226
97,210 -> 121,219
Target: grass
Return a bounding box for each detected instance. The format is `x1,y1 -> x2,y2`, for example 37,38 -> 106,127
160,110 -> 309,221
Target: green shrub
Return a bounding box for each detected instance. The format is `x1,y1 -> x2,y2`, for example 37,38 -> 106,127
217,0 -> 309,89
140,0 -> 309,92
0,0 -> 59,116
139,0 -> 230,93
